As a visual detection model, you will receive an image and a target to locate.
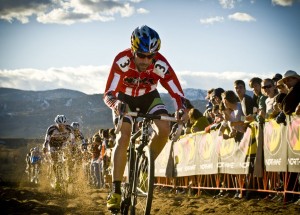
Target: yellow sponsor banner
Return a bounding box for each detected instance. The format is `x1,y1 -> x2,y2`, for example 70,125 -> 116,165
287,115 -> 300,172
264,119 -> 287,172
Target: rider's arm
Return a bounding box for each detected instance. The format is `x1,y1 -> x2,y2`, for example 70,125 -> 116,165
103,53 -> 126,111
43,126 -> 52,151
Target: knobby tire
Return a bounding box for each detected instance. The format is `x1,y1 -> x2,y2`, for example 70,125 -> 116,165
131,145 -> 154,215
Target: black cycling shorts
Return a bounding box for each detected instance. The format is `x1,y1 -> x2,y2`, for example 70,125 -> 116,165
115,90 -> 168,125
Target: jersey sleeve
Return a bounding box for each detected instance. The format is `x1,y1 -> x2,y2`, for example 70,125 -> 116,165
103,53 -> 127,110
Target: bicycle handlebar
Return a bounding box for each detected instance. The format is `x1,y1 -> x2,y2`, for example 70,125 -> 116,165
115,111 -> 181,135
126,112 -> 177,122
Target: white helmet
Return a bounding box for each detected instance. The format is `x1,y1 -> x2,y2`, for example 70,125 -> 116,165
71,122 -> 80,129
54,115 -> 67,124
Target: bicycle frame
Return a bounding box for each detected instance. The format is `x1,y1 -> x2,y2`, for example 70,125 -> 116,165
119,111 -> 179,215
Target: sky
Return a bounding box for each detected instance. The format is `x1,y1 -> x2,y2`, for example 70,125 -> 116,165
0,0 -> 300,95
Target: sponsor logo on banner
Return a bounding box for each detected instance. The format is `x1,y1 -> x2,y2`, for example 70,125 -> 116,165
216,135 -> 236,159
264,120 -> 281,155
197,133 -> 214,160
287,116 -> 300,155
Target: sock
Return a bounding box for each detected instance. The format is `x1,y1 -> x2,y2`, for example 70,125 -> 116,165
112,181 -> 121,194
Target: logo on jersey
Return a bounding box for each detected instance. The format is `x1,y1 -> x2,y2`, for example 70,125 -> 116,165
123,76 -> 154,88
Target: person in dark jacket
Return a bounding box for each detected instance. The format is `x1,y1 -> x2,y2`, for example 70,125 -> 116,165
280,70 -> 300,115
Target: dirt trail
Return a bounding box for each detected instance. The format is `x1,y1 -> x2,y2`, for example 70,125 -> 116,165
2,182 -> 300,215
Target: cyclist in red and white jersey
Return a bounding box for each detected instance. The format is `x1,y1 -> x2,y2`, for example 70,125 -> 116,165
103,25 -> 187,211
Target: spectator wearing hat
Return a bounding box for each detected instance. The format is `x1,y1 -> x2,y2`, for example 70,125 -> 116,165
281,70 -> 300,115
275,79 -> 289,94
281,71 -> 300,203
272,73 -> 283,85
203,102 -> 214,124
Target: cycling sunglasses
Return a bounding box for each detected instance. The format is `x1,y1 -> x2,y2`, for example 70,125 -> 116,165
261,84 -> 273,89
136,52 -> 156,59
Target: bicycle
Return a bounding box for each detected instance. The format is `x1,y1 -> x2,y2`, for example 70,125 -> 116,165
111,107 -> 183,215
48,148 -> 68,194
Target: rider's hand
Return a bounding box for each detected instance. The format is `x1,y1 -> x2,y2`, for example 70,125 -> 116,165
114,101 -> 128,116
175,109 -> 186,123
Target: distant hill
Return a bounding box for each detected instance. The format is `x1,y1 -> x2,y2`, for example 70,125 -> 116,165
0,88 -> 207,138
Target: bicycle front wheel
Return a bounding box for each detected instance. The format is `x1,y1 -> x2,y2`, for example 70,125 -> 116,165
132,145 -> 154,215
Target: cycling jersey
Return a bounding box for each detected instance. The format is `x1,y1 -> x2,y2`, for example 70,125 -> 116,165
43,124 -> 75,149
103,48 -> 186,111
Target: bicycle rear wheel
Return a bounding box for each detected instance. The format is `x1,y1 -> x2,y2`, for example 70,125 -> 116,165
131,145 -> 154,215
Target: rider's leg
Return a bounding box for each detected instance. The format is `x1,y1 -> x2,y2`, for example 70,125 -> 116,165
107,121 -> 131,210
111,121 -> 131,192
150,116 -> 170,160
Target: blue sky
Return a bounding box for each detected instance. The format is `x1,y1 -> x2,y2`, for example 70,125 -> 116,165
0,0 -> 299,94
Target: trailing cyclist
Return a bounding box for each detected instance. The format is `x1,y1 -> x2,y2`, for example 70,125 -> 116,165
42,114 -> 75,189
29,146 -> 42,183
103,25 -> 187,212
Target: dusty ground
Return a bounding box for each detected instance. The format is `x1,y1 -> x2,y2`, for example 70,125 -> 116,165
1,179 -> 300,215
1,140 -> 300,215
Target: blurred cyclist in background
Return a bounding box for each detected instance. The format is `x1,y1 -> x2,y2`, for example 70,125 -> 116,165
42,115 -> 75,188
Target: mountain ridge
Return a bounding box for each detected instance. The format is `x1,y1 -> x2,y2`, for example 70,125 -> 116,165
0,87 -> 207,139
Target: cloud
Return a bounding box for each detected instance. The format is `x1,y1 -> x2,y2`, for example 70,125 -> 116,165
0,66 -> 272,94
0,66 -> 110,94
0,0 -> 137,24
219,0 -> 236,9
137,8 -> 149,14
200,16 -> 224,25
0,0 -> 52,24
272,0 -> 294,6
228,12 -> 256,22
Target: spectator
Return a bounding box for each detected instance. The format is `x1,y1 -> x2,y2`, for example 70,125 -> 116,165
188,108 -> 210,133
221,90 -> 246,142
275,79 -> 289,94
170,99 -> 194,137
217,102 -> 232,138
280,70 -> 300,115
247,77 -> 267,123
108,128 -> 116,148
272,73 -> 283,85
205,105 -> 223,133
211,88 -> 225,106
234,80 -> 255,116
205,88 -> 215,102
203,102 -> 214,124
273,93 -> 287,125
183,99 -> 195,134
261,78 -> 278,119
